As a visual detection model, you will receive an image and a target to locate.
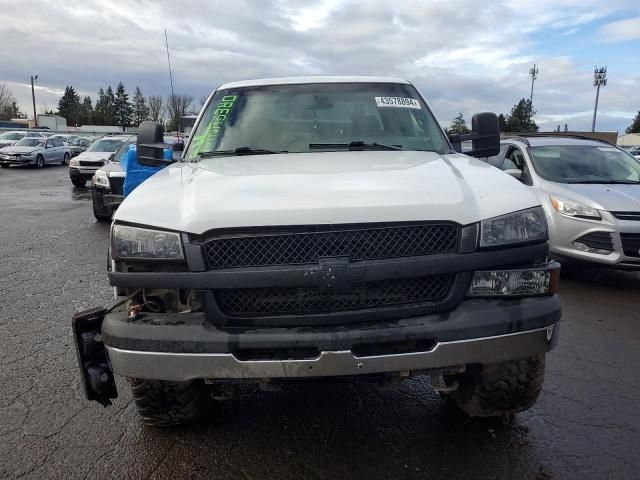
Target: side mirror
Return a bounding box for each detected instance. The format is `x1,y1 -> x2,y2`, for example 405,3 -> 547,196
504,168 -> 523,180
449,112 -> 500,158
137,121 -> 173,167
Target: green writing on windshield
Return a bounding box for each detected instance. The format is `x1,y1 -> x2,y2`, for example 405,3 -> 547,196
191,95 -> 238,158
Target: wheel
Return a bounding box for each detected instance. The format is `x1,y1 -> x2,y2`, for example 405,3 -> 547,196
93,208 -> 112,222
445,354 -> 545,418
61,153 -> 70,166
129,378 -> 208,427
36,155 -> 45,168
0,164 -> 9,168
71,177 -> 86,187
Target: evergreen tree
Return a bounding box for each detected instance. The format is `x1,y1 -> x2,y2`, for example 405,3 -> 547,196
505,99 -> 538,133
114,82 -> 133,130
498,113 -> 508,132
104,86 -> 116,125
448,112 -> 470,135
132,86 -> 150,126
78,96 -> 93,126
94,88 -> 106,125
57,86 -> 81,126
626,111 -> 640,134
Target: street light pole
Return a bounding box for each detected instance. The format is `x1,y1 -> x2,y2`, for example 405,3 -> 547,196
30,75 -> 38,127
591,66 -> 607,132
529,64 -> 538,105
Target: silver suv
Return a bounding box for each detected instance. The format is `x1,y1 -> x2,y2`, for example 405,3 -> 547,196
485,135 -> 640,269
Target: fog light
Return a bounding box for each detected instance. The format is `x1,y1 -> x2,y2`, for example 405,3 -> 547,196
571,241 -> 612,255
468,266 -> 560,297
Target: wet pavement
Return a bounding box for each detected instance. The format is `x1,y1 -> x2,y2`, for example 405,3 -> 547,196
1,164 -> 639,479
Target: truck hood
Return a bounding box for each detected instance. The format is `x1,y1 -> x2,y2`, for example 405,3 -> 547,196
544,181 -> 640,212
115,151 -> 541,234
75,151 -> 112,162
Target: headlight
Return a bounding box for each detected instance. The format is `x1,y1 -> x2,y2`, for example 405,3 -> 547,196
93,170 -> 109,187
550,196 -> 601,220
111,225 -> 184,260
480,207 -> 547,248
69,157 -> 80,167
468,264 -> 560,297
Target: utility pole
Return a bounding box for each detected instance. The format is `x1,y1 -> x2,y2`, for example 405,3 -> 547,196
591,66 -> 607,132
31,75 -> 38,127
529,64 -> 538,105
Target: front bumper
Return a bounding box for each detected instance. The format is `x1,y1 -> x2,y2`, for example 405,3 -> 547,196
69,166 -> 99,180
101,295 -> 561,381
548,210 -> 640,269
0,155 -> 35,166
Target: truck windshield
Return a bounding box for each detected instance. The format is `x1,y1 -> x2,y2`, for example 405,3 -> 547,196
185,82 -> 448,160
528,145 -> 640,184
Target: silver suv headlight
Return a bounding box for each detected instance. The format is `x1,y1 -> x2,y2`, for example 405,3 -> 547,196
480,207 -> 547,248
93,170 -> 109,187
111,225 -> 184,260
550,195 -> 601,220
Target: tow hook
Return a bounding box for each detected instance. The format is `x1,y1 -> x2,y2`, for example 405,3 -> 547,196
72,307 -> 118,406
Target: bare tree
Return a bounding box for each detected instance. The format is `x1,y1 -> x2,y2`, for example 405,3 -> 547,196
147,95 -> 165,123
0,82 -> 18,120
166,94 -> 193,132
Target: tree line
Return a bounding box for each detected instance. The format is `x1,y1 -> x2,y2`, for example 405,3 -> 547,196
446,98 -> 540,135
55,82 -> 195,131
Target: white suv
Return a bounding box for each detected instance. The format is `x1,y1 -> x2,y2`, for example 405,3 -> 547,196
72,77 -> 561,426
68,135 -> 133,187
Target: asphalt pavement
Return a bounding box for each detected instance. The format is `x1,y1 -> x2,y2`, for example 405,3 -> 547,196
1,164 -> 639,479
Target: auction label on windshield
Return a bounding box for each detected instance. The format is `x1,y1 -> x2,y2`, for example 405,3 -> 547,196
375,97 -> 421,109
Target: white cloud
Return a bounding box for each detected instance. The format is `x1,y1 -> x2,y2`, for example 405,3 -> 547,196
0,0 -> 638,133
599,16 -> 640,42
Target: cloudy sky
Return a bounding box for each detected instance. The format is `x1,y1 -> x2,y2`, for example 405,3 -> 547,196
1,0 -> 639,132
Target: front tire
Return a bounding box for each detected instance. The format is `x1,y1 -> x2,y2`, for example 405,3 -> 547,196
36,155 -> 45,168
62,153 -> 70,166
446,354 -> 545,418
0,164 -> 9,168
71,177 -> 86,187
129,378 -> 208,427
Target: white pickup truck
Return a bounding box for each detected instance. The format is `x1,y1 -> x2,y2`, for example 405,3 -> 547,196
72,76 -> 561,427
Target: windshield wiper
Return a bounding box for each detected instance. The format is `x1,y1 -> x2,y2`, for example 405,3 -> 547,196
198,147 -> 287,158
567,180 -> 640,184
309,141 -> 402,151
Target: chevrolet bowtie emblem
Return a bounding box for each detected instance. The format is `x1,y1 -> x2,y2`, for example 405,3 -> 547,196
306,258 -> 366,289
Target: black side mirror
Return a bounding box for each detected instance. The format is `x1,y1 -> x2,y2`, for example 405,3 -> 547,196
449,112 -> 500,158
137,121 -> 173,167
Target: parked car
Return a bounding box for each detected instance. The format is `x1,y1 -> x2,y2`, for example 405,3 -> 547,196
628,147 -> 640,160
68,137 -> 94,157
0,137 -> 70,168
24,131 -> 46,139
72,76 -> 561,426
91,136 -> 181,221
68,135 -> 132,187
49,134 -> 78,145
91,140 -> 134,221
0,131 -> 27,149
484,135 -> 640,269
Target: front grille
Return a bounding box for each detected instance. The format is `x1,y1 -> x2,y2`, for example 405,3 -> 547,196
612,212 -> 640,221
620,233 -> 640,258
575,232 -> 614,251
215,274 -> 455,316
79,160 -> 103,167
202,223 -> 459,269
109,177 -> 124,195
